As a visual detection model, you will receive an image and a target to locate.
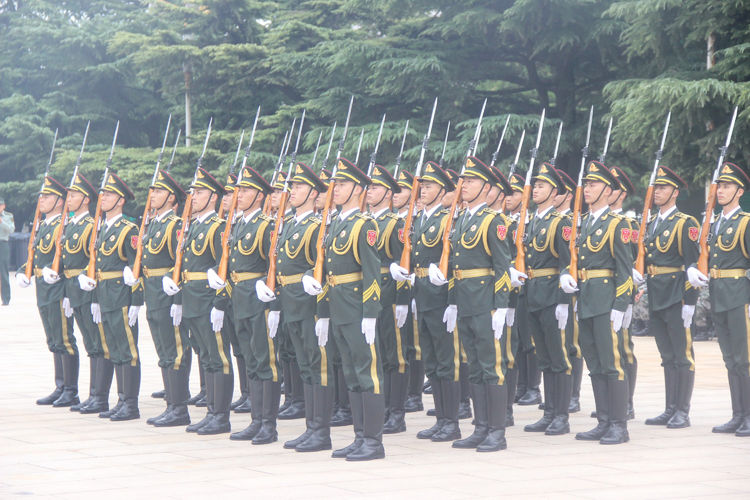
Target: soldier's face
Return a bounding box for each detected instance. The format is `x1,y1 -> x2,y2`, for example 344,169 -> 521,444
653,184 -> 676,207
314,190 -> 326,211
39,193 -> 60,214
441,190 -> 455,208
237,186 -> 260,211
290,182 -> 313,208
270,190 -> 282,210
583,180 -> 607,205
392,188 -> 411,210
420,181 -> 442,207
553,191 -> 569,209
717,182 -> 742,206
333,180 -> 356,205
191,188 -> 213,212
366,185 -> 389,207
532,180 -> 554,204
505,191 -> 523,212
221,193 -> 233,212
486,186 -> 501,205
461,177 -> 485,201
100,191 -> 123,213
66,191 -> 86,212
607,188 -> 623,205
150,188 -> 170,208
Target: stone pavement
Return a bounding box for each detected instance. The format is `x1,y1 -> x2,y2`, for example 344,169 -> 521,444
1,279 -> 750,499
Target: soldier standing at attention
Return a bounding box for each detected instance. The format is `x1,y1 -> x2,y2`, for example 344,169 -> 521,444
0,197 -> 13,305
304,158 -> 384,461
78,173 -> 143,421
688,162 -> 750,437
632,166 -> 698,429
560,161 -> 633,445
17,176 -> 78,407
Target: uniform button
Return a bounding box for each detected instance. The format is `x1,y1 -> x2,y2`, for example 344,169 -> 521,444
354,287 -> 358,292
455,252 -> 460,256
329,271 -> 332,275
278,259 -> 281,264
582,244 -> 586,248
580,256 -> 585,260
415,252 -> 419,256
231,258 -> 235,262
648,254 -> 652,258
603,279 -> 608,283
713,254 -> 717,258
328,258 -> 331,262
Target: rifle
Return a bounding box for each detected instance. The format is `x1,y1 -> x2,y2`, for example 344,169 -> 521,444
490,116 -> 511,168
320,122 -> 337,171
131,115 -> 172,280
171,118 -> 213,283
218,128 -> 245,219
266,109 -> 306,290
354,128 -> 365,165
167,129 -> 181,171
549,121 -> 563,166
263,120 -> 296,214
86,122 -> 120,280
217,106 -> 262,281
313,95 -> 354,283
310,129 -> 324,169
392,120 -> 409,180
568,106 -> 594,280
438,121 -> 450,167
634,111 -> 671,275
513,109 -> 546,275
399,98 -> 438,272
507,130 -> 526,179
25,128 -> 60,279
359,113 -> 387,210
598,117 -> 613,163
697,106 -> 739,275
438,98 -> 487,277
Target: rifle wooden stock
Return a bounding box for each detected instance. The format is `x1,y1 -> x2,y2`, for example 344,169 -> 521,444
24,202 -> 42,279
398,178 -> 421,271
131,189 -> 153,280
568,185 -> 583,279
86,196 -> 104,279
634,184 -> 654,275
438,178 -> 463,277
696,183 -> 718,275
262,196 -> 272,215
266,191 -> 289,290
514,184 -> 532,274
359,189 -> 368,212
50,210 -> 68,274
313,182 -> 335,283
217,189 -> 240,281
171,193 -> 193,283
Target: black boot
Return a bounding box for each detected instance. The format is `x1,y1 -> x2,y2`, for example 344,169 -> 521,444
252,380 -> 281,444
37,352 -> 64,405
110,364 -> 140,421
279,360 -> 293,413
545,373 -> 571,435
504,366 -> 518,427
734,375 -> 750,437
148,367 -> 172,425
187,371 -> 214,432
600,377 -> 629,444
199,371 -> 233,435
330,367 -> 352,426
477,383 -> 507,452
646,366 -> 677,425
714,373 -> 744,433
383,372 -> 408,434
151,367 -> 168,399
155,361 -> 192,427
576,375 -> 610,440
296,384 -> 335,452
382,371 -> 392,424
347,392 -> 385,461
517,352 -> 541,405
284,383 -> 314,448
54,352 -> 80,407
432,380 -> 461,441
667,367 -> 693,429
72,357 -> 96,412
99,363 -> 125,418
188,361 -> 207,406
525,370 -> 554,432
417,378 -> 444,439
278,362 -> 305,419
230,379 -> 263,440
458,362 -> 472,419
80,357 -> 112,414
332,392 -> 364,458
231,355 -> 251,412
514,353 -> 527,403
569,356 -> 582,413
405,359 -> 424,412
453,383 -> 489,448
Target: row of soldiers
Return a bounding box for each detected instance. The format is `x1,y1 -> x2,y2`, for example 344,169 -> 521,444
19,148 -> 750,461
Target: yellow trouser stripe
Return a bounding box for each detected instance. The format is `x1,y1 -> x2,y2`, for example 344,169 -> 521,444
98,323 -> 110,359
685,326 -> 695,372
369,344 -> 380,394
60,301 -> 74,355
493,338 -> 505,385
572,299 -> 581,358
214,328 -> 230,375
611,323 -> 625,381
460,341 -> 467,363
561,328 -> 572,375
413,314 -> 421,360
392,305 -> 406,374
505,325 -> 514,369
452,326 -> 460,382
745,306 -> 750,377
266,311 -> 278,382
121,307 -> 139,367
173,326 -> 184,370
622,328 -> 634,364
320,346 -> 328,386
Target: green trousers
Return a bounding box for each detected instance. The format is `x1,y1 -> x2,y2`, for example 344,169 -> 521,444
146,306 -> 178,368
39,300 -> 76,355
235,312 -> 279,382
650,302 -> 695,370
564,297 -> 581,360
528,303 -> 572,375
73,303 -> 103,357
457,312 -> 506,386
183,315 -> 231,374
418,308 -> 458,382
331,320 -> 383,394
378,304 -> 409,374
101,306 -> 138,366
578,312 -> 625,380
285,316 -> 333,386
714,304 -> 750,377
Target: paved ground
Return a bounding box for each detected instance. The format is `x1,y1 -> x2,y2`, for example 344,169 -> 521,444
1,279 -> 750,499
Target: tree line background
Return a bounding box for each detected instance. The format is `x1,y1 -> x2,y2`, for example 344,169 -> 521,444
1,0 -> 749,227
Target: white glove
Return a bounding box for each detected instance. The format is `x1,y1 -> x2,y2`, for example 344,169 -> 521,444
267,310 -> 280,338
611,309 -> 625,332
687,266 -> 709,288
509,267 -> 528,288
16,273 -> 30,288
315,318 -> 330,346
623,304 -> 633,329
506,307 -> 516,327
123,266 -> 138,287
210,307 -> 224,331
127,306 -> 140,327
411,298 -> 417,316
555,304 -> 569,330
91,302 -> 102,324
428,263 -> 448,286
390,262 -> 410,282
632,268 -> 645,286
42,266 -> 60,284
560,273 -> 579,294
492,308 -> 508,339
302,275 -> 323,296
443,304 -> 457,333
682,304 -> 695,328
256,279 -> 276,302
78,274 -> 97,291
62,297 -> 74,318
408,273 -> 415,286
362,317 -> 377,344
395,305 -> 408,328
162,276 -> 180,296
207,268 -> 226,291
170,304 -> 182,326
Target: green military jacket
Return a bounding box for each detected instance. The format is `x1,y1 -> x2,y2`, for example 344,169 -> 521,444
615,210 -> 638,303
317,209 -> 381,324
707,209 -> 750,314
31,214 -> 65,307
61,213 -> 95,309
523,208 -> 572,311
412,206 -> 450,314
141,209 -> 181,311
644,208 -> 699,311
92,215 -> 143,313
274,210 -> 320,323
448,205 -> 512,317
180,211 -> 223,319
373,209 -> 408,308
569,208 -> 632,319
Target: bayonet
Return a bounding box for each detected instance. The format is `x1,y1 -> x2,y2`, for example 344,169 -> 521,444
392,120 -> 409,179
310,129 -> 324,169
167,129 -> 181,171
550,121 -> 563,166
321,122 -> 337,170
439,120 -> 450,167
490,115 -> 511,167
598,117 -> 613,163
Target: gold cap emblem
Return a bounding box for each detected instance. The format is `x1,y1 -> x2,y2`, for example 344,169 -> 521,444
588,162 -> 598,172
296,164 -> 304,174
657,167 -> 666,177
338,160 -> 346,170
722,164 -> 732,174
540,164 -> 548,173
466,158 -> 475,168
425,164 -> 434,173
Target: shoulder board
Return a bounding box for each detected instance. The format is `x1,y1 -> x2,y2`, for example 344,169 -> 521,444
83,215 -> 94,224
166,214 -> 180,222
354,212 -> 374,221
383,212 -> 398,220
479,207 -> 495,216
740,212 -> 750,218
209,215 -> 224,224
119,219 -> 137,229
259,213 -> 274,222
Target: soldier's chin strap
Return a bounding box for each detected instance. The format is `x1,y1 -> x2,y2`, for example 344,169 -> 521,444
69,195 -> 87,214
422,187 -> 445,211
463,180 -> 488,206
369,187 -> 389,210
341,183 -> 361,207
152,192 -> 170,213
194,193 -> 214,215
536,186 -> 556,208
588,183 -> 609,209
486,188 -> 501,209
297,184 -> 315,207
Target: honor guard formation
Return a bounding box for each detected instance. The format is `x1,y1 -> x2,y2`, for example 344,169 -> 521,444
16,100 -> 750,462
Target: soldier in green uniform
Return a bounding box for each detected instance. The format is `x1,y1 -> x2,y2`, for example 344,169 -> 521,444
632,166 -> 699,429
560,161 -> 633,444
78,173 -> 143,421
687,162 -> 750,437
0,198 -> 13,306
162,167 -> 231,434
304,157 -> 385,461
516,164 -> 573,436
392,162 -> 461,443
211,166 -> 278,443
429,156 -> 513,452
17,176 -> 79,407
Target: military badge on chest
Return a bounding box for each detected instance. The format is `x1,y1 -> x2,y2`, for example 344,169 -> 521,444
367,230 -> 377,246
497,224 -> 507,241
